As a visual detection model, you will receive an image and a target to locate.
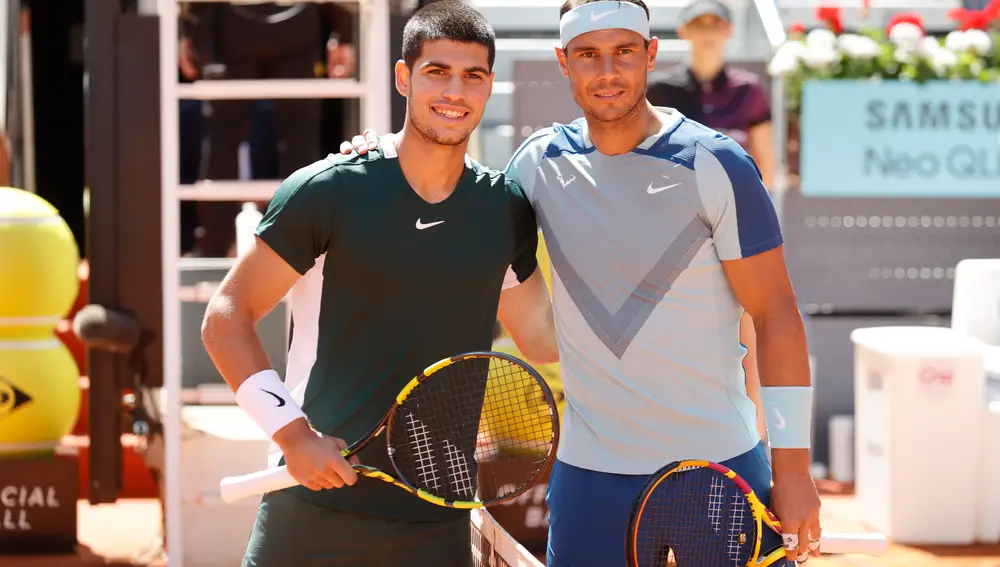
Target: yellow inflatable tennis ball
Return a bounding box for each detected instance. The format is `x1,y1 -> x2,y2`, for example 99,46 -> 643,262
0,338 -> 81,457
0,187 -> 80,339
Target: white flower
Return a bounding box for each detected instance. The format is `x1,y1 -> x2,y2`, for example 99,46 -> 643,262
800,30 -> 841,70
837,34 -> 881,59
802,44 -> 841,70
894,47 -> 917,64
945,30 -> 970,53
768,40 -> 807,76
918,36 -> 942,57
963,29 -> 993,56
769,55 -> 799,76
930,47 -> 958,75
892,36 -> 935,65
805,29 -> 838,50
774,39 -> 808,59
888,22 -> 923,50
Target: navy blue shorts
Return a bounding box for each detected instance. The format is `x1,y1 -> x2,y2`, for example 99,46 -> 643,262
545,442 -> 792,567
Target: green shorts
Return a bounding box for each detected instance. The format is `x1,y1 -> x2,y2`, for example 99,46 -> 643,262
241,490 -> 473,567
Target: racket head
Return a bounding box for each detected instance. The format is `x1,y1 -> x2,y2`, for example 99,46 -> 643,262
384,351 -> 560,508
627,460 -> 768,567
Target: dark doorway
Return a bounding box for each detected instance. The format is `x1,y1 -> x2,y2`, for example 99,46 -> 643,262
28,0 -> 86,253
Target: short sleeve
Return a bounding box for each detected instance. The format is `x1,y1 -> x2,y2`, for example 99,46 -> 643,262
695,139 -> 782,261
745,81 -> 772,127
255,164 -> 338,275
501,180 -> 539,291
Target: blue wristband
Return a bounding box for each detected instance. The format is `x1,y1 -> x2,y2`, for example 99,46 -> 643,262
760,386 -> 813,449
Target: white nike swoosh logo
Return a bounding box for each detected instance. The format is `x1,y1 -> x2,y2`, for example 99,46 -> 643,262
772,408 -> 787,429
647,182 -> 682,194
590,9 -> 617,21
415,219 -> 445,230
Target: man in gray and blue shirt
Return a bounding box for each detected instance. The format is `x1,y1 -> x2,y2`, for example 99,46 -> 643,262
343,1 -> 821,565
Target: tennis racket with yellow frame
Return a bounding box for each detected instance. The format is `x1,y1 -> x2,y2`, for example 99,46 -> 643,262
218,351 -> 560,508
627,460 -> 887,566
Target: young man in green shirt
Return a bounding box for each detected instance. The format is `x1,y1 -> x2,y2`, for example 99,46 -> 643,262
201,2 -> 557,565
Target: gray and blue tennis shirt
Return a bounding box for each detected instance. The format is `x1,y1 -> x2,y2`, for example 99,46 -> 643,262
504,108 -> 784,474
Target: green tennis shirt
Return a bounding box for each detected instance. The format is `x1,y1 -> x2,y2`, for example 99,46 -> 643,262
254,141 -> 539,522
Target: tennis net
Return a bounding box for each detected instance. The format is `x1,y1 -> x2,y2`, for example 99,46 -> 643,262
470,509 -> 545,567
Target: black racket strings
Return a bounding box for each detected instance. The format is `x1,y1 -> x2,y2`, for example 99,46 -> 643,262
390,357 -> 555,502
634,468 -> 758,567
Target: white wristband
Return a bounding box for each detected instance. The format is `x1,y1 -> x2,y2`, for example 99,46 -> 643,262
235,369 -> 307,439
760,386 -> 813,449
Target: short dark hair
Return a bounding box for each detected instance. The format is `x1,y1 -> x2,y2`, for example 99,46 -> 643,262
402,0 -> 497,71
559,0 -> 651,19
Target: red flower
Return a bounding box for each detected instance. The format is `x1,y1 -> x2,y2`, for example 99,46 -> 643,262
816,5 -> 844,34
984,0 -> 1000,21
788,21 -> 806,35
886,12 -> 925,35
949,7 -> 990,30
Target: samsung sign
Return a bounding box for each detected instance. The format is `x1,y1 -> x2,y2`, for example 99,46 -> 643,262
800,81 -> 1000,197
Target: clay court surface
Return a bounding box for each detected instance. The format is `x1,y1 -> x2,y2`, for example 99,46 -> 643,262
3,489 -> 999,567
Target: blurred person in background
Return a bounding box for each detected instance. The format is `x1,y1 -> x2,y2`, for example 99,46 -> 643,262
178,2 -> 357,257
647,0 -> 776,444
648,0 -> 774,184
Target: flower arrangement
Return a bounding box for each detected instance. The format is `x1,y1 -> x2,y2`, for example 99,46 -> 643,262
769,2 -> 1000,113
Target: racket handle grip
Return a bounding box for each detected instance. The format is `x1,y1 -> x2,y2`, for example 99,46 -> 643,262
821,532 -> 888,556
219,466 -> 297,504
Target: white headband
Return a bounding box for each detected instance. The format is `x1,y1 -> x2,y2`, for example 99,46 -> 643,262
559,1 -> 651,48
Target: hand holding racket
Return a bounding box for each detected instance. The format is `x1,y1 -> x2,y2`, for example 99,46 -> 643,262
218,352 -> 560,509
769,468 -> 822,562
272,423 -> 362,491
627,460 -> 887,567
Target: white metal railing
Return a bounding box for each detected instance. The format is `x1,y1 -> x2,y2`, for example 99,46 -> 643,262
153,1 -> 390,564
